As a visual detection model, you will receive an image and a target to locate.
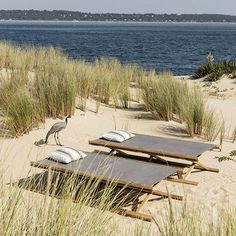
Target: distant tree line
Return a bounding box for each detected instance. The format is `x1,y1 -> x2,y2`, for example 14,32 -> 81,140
0,10 -> 236,22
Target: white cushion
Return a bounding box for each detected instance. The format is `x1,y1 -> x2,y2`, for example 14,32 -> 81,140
102,132 -> 124,142
102,130 -> 135,143
63,147 -> 87,161
47,147 -> 87,164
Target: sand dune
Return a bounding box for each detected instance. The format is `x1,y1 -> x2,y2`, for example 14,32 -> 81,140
0,76 -> 236,230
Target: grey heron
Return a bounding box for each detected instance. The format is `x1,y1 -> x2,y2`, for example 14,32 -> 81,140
45,115 -> 71,146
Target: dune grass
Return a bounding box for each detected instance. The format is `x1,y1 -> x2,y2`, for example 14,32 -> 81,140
33,60 -> 77,119
157,202 -> 236,236
0,41 -> 223,142
178,87 -> 206,137
142,72 -> 220,140
143,72 -> 174,121
194,60 -> 236,81
142,72 -> 189,121
0,74 -> 36,136
0,42 -> 145,135
231,126 -> 236,143
202,109 -> 222,141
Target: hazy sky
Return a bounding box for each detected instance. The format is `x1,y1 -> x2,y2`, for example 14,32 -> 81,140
1,0 -> 236,15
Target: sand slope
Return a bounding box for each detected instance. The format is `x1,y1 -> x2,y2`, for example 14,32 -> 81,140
0,77 -> 236,231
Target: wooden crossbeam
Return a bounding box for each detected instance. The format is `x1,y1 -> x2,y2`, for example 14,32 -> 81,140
195,162 -> 219,173
184,164 -> 196,179
136,194 -> 151,212
166,177 -> 198,186
116,209 -> 153,222
136,182 -> 162,213
110,149 -> 220,174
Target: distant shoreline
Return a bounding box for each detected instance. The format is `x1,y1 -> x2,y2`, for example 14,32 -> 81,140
1,20 -> 236,25
0,10 -> 236,23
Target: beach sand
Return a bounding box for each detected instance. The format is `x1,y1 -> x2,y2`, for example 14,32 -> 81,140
0,76 -> 236,233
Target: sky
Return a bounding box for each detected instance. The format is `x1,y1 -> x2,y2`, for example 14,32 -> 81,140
1,0 -> 236,15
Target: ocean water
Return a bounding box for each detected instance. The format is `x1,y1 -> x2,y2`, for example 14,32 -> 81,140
0,21 -> 236,75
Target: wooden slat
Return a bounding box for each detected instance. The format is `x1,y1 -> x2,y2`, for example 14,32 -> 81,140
166,178 -> 198,186
144,189 -> 183,201
184,164 -> 196,179
151,155 -> 169,164
117,209 -> 153,222
177,170 -> 184,179
105,150 -> 192,168
195,162 -> 219,173
136,194 -> 150,213
136,182 -> 162,213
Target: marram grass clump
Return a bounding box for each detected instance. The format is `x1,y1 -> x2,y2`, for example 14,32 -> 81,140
0,42 -> 145,135
142,72 -> 188,121
0,77 -> 36,136
142,72 -> 220,140
194,59 -> 236,81
33,62 -> 77,119
158,202 -> 236,236
180,88 -> 205,137
0,41 -> 222,141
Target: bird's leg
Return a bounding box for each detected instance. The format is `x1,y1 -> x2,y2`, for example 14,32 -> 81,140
57,132 -> 63,146
54,133 -> 58,145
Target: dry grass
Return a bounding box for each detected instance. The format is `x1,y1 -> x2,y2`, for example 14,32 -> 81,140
142,72 -> 188,121
202,109 -> 222,141
0,42 -> 144,135
142,73 -> 220,140
231,126 -> 236,143
180,88 -> 206,137
157,202 -> 236,236
0,166 -> 128,236
126,201 -> 236,236
0,41 -> 222,142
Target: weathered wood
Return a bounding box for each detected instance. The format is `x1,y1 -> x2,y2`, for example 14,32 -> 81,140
117,209 -> 153,222
31,152 -> 178,187
211,145 -> 221,151
151,155 -> 169,164
151,189 -> 183,201
115,151 -> 218,173
184,164 -> 196,179
31,158 -> 183,222
136,182 -> 161,212
136,194 -> 150,212
166,177 -> 198,186
195,162 -> 219,173
106,150 -> 191,168
177,170 -> 184,179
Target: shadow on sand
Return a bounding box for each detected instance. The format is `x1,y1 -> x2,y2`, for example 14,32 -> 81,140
15,171 -> 163,212
157,123 -> 190,138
